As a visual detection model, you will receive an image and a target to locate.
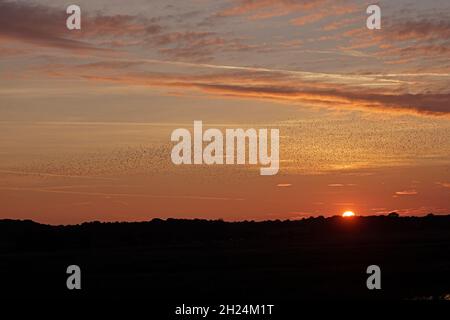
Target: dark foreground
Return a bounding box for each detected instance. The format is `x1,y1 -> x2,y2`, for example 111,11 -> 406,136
0,215 -> 449,301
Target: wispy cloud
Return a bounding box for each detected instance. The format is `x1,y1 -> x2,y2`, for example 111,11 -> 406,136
395,190 -> 418,196
0,0 -> 160,53
0,186 -> 244,201
26,55 -> 449,116
277,183 -> 292,187
436,182 -> 450,189
219,0 -> 328,19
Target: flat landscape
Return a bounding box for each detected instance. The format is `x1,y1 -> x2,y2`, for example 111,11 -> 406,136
1,215 -> 449,300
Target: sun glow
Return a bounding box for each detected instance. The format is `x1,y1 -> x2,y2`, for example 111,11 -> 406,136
342,211 -> 355,217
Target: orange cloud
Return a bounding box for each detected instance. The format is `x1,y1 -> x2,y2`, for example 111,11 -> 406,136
219,0 -> 327,19
436,182 -> 450,189
290,3 -> 358,26
0,0 -> 161,53
34,59 -> 450,117
395,190 -> 418,196
342,18 -> 450,65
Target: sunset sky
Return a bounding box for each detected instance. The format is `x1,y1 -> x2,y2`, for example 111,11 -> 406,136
1,0 -> 449,224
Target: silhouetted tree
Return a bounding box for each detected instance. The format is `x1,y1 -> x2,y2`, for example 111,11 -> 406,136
388,212 -> 399,218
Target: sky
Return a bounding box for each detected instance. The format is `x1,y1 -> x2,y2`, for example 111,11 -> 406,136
0,0 -> 449,224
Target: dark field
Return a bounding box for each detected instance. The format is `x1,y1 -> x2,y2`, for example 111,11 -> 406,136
1,215 -> 449,301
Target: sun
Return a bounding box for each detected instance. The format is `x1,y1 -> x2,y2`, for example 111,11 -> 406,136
342,211 -> 355,217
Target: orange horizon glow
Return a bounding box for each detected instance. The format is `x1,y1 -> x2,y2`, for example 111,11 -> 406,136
342,211 -> 356,218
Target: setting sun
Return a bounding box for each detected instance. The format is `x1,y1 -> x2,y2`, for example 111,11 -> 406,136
342,211 -> 356,217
